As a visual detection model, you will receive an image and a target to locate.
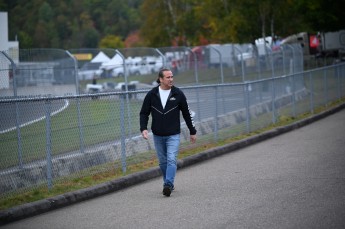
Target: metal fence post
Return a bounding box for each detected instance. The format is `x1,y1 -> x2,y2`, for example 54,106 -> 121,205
1,51 -> 18,96
309,71 -> 314,114
120,94 -> 127,174
342,64 -> 345,98
186,47 -> 201,122
185,47 -> 199,84
66,51 -> 85,154
76,97 -> 85,154
281,46 -> 286,76
336,65 -> 341,101
231,44 -> 237,77
214,86 -> 219,141
65,51 -> 80,95
323,67 -> 328,106
1,51 -> 24,169
115,49 -> 132,137
244,83 -> 251,133
207,46 -> 226,113
45,97 -> 53,190
233,45 -> 245,82
292,74 -> 296,118
155,48 -> 166,68
270,49 -> 275,78
339,65 -> 345,97
221,85 -> 226,114
208,46 -> 224,83
271,77 -> 277,124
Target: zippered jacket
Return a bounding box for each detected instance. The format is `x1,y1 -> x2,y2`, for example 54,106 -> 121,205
140,86 -> 197,136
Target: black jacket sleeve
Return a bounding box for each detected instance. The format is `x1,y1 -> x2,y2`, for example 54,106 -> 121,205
139,91 -> 151,132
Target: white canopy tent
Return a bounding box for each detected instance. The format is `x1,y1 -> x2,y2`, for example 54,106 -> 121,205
91,51 -> 110,64
101,54 -> 123,70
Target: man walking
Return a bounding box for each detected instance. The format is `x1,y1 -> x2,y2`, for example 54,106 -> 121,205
140,68 -> 197,197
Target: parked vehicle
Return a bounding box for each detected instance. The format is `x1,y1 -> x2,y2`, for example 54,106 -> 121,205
144,56 -> 163,73
85,81 -> 117,93
281,30 -> 345,60
207,44 -> 234,68
280,32 -> 317,56
126,56 -> 149,76
236,37 -> 275,67
78,62 -> 102,80
236,44 -> 256,67
318,30 -> 345,59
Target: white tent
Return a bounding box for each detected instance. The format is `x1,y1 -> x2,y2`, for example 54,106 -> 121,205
101,54 -> 123,70
91,51 -> 110,63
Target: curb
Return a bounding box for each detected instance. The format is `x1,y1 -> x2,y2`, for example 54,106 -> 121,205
1,102 -> 344,225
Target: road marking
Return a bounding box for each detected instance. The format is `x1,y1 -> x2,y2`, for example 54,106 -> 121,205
0,99 -> 69,134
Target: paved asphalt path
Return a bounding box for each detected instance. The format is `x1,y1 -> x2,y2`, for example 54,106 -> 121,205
2,108 -> 345,229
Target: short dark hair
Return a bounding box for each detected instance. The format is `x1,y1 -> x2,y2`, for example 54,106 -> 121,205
156,68 -> 171,84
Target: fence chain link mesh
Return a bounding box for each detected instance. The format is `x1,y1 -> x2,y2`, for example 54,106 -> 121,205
1,45 -> 344,198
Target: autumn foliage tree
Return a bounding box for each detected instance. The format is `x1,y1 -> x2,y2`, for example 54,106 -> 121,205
1,0 -> 344,49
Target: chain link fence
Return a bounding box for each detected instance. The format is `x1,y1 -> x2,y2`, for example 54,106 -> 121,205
1,45 -> 344,199
0,44 -> 316,98
0,49 -> 78,98
0,52 -> 13,92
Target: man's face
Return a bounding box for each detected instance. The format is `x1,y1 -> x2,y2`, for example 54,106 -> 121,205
160,70 -> 174,89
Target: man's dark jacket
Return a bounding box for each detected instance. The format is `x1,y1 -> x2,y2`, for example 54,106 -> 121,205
140,86 -> 197,136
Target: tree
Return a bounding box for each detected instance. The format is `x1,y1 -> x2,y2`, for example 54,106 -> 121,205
79,12 -> 100,48
0,0 -> 7,10
34,2 -> 59,48
124,30 -> 145,47
192,0 -> 258,43
83,27 -> 100,48
291,0 -> 345,32
3,0 -> 143,49
140,0 -> 169,47
99,35 -> 124,49
102,0 -> 141,38
18,31 -> 33,49
140,0 -> 202,47
3,0 -> 344,49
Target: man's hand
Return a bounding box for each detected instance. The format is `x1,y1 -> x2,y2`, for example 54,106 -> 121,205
142,130 -> 149,140
190,134 -> 196,144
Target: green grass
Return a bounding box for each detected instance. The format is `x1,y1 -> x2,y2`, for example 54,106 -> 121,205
0,98 -> 143,169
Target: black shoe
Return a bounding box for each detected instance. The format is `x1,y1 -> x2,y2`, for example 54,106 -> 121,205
163,185 -> 172,197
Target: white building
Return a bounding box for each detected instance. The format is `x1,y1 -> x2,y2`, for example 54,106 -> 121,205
0,11 -> 19,89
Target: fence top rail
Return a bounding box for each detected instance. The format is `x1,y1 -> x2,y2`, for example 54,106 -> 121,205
302,62 -> 345,74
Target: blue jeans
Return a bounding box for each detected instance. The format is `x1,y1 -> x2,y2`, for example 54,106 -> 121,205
153,134 -> 180,188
